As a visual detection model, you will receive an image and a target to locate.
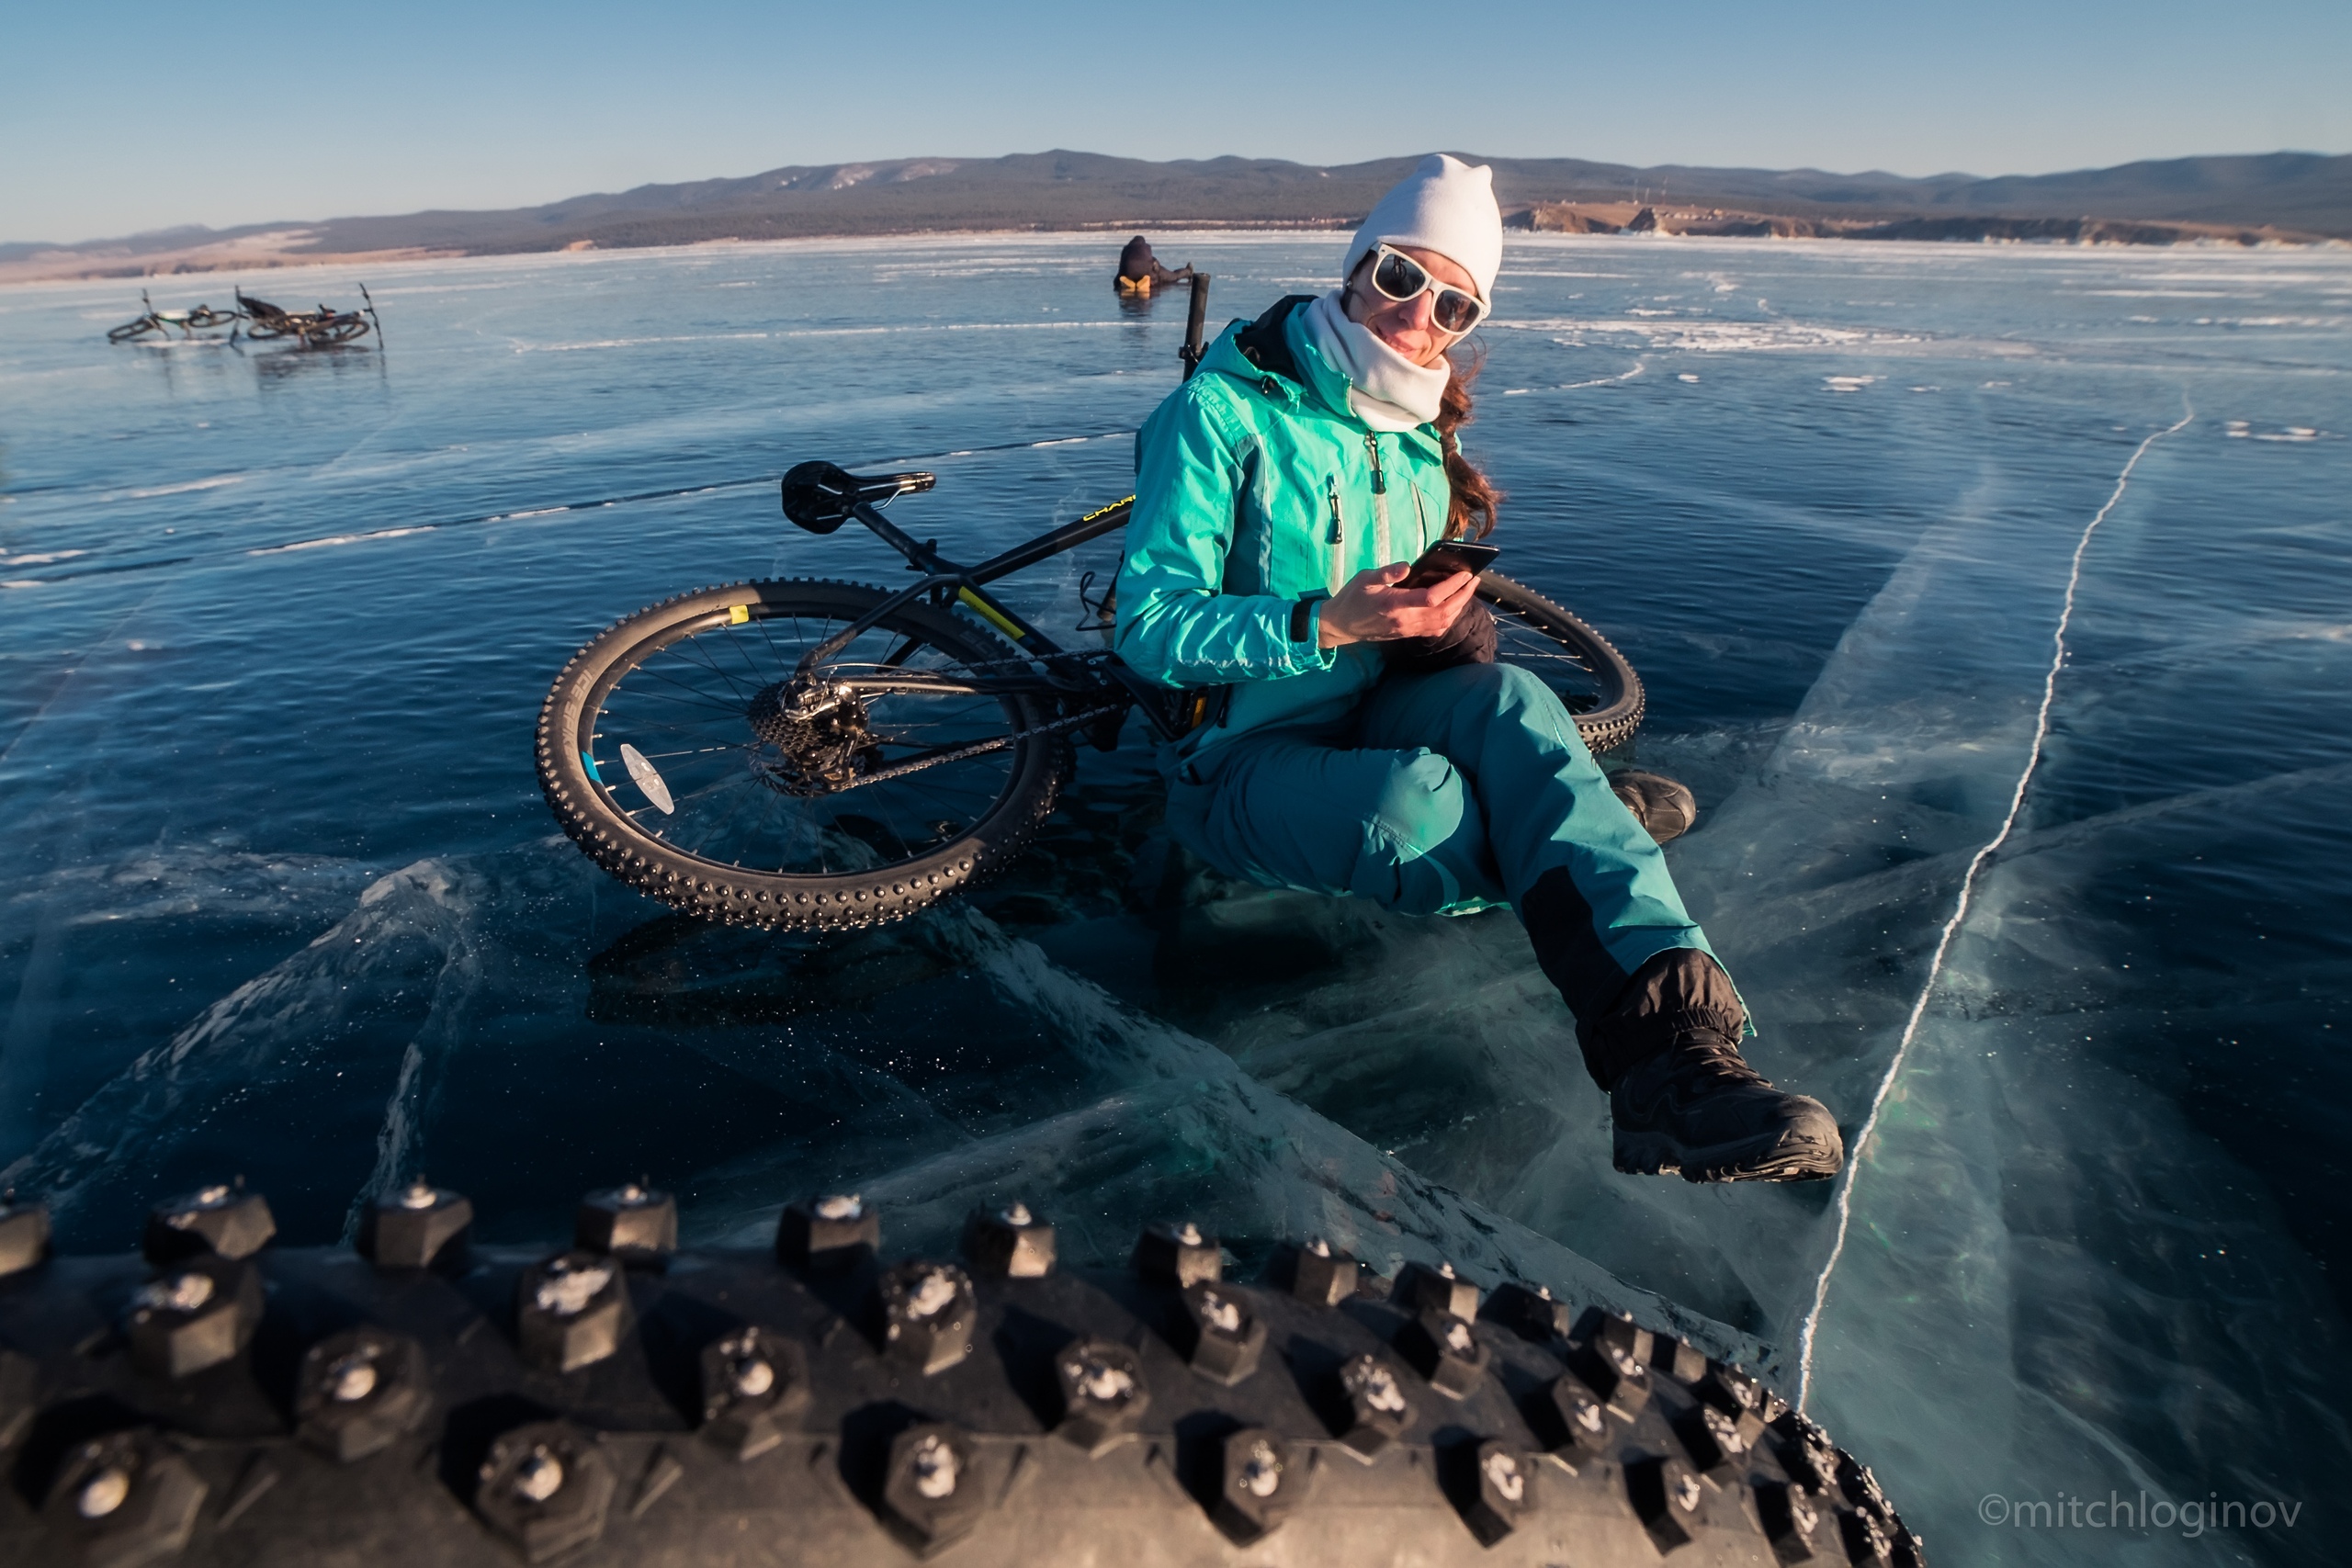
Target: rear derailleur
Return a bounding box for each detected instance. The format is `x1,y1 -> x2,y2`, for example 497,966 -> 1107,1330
747,680 -> 878,796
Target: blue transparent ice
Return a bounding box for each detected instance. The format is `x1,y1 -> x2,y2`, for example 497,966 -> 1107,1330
3,235 -> 2348,1562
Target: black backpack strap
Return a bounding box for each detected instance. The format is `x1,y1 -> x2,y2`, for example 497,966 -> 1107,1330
1233,295 -> 1316,386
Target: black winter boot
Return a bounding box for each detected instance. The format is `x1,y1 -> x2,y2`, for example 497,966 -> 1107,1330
1609,770 -> 1698,844
1587,949 -> 1843,1183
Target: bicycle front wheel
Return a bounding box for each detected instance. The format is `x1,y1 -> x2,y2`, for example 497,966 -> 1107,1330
107,318 -> 160,343
537,580 -> 1073,931
1478,571 -> 1646,753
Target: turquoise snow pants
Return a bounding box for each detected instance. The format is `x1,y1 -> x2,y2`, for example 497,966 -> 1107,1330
1164,662 -> 1720,1031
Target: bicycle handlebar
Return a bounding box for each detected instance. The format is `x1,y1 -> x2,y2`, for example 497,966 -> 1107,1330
781,461 -> 939,534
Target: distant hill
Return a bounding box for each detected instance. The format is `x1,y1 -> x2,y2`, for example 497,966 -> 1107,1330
1923,152 -> 2352,233
6,149 -> 2345,280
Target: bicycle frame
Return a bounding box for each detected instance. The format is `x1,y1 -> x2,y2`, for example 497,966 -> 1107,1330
786,487 -> 1193,744
781,272 -> 1216,750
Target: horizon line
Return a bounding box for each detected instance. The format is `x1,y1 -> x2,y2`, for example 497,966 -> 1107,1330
9,144 -> 2346,254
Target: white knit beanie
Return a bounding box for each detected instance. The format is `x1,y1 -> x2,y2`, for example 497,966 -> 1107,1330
1341,153 -> 1503,305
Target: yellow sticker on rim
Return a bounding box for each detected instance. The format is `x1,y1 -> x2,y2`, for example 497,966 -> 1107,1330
728,604 -> 751,625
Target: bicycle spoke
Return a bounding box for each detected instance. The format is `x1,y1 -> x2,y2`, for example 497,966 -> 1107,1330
753,615 -> 791,672
669,636 -> 757,705
579,592 -> 1046,880
616,662 -> 755,715
721,622 -> 775,687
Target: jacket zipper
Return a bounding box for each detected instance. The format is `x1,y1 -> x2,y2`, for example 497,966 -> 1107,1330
1364,433 -> 1393,562
1325,477 -> 1346,596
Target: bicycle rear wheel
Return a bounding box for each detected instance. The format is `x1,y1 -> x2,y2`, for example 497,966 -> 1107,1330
1478,571 -> 1646,753
107,318 -> 160,343
537,580 -> 1073,931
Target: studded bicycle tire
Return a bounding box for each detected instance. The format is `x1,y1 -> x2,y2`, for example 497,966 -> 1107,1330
1477,572 -> 1646,756
0,1186 -> 1921,1567
537,580 -> 1074,933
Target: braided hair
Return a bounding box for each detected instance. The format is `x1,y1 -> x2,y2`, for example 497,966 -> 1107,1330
1436,345 -> 1501,539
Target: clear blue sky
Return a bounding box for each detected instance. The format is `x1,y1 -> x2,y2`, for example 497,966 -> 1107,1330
6,0 -> 2347,244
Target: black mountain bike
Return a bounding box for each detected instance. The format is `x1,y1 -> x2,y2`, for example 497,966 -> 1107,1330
537,283 -> 1645,932
236,286 -> 380,347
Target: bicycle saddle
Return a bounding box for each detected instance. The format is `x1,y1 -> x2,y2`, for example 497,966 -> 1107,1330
781,461 -> 937,534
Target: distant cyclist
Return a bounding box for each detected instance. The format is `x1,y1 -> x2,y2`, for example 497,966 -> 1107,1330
1115,234 -> 1193,296
1115,155 -> 1844,1184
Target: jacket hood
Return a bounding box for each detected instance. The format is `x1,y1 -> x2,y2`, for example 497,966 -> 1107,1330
1198,297 -> 1442,457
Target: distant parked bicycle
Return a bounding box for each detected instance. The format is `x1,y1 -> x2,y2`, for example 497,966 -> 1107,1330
105,290 -> 241,343
235,284 -> 382,347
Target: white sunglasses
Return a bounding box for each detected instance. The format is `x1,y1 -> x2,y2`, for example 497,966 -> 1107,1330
1362,244 -> 1488,334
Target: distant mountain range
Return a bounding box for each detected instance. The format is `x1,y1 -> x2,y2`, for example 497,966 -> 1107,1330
6,149 -> 2346,280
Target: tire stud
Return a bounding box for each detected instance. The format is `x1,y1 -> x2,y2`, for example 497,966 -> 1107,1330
778,1192 -> 878,1271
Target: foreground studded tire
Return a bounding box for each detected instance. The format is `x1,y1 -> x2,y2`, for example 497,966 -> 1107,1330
0,1194 -> 1924,1567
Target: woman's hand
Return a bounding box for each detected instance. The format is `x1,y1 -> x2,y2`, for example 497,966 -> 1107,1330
1317,563 -> 1479,648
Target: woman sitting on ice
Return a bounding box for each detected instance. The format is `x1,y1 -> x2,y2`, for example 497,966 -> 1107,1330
1114,155 -> 1843,1183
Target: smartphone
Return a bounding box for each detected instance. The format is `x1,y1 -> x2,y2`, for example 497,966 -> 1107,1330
1398,539 -> 1500,589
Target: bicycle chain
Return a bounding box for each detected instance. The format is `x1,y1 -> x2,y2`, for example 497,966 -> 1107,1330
824,703 -> 1125,792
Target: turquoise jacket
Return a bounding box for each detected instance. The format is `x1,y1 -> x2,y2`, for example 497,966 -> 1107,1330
1114,303 -> 1451,760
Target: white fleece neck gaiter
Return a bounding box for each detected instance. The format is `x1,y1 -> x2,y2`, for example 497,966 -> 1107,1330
1301,291 -> 1450,432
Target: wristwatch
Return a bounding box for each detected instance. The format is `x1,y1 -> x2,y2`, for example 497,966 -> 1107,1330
1290,593 -> 1328,643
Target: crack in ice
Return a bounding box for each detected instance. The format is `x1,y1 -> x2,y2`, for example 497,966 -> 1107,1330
1795,398 -> 2195,1411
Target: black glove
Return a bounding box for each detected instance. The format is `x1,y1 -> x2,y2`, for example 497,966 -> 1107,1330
1380,597 -> 1496,675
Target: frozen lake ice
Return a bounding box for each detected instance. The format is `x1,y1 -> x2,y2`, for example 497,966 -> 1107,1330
2,232 -> 2347,1562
